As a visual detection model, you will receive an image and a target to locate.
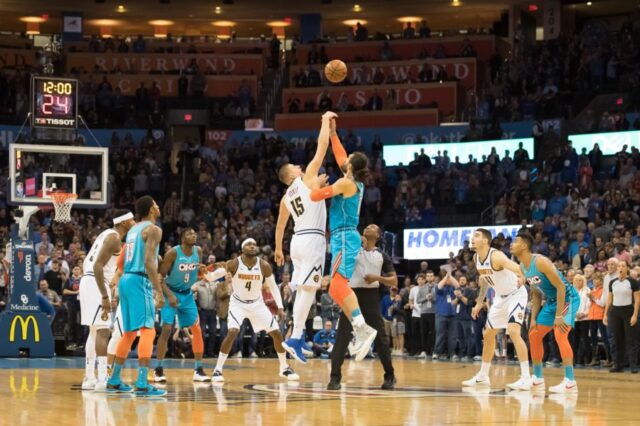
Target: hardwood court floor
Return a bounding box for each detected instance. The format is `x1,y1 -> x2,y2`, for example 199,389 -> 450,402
0,357 -> 636,425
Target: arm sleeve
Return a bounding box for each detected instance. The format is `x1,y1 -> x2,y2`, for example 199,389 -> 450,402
330,134 -> 348,167
310,186 -> 334,201
265,275 -> 283,310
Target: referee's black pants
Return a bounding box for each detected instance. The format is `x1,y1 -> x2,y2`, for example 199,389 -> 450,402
330,288 -> 394,382
609,305 -> 639,369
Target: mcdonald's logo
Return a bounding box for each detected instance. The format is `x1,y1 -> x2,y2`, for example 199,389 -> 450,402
9,315 -> 40,342
10,372 -> 40,396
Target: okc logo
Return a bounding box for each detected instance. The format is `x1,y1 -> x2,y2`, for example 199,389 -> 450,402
178,264 -> 198,272
20,294 -> 28,304
526,276 -> 542,286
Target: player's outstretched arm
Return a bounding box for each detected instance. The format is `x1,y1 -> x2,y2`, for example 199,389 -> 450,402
329,120 -> 348,168
303,112 -> 336,186
275,197 -> 291,267
309,176 -> 355,201
492,250 -> 526,286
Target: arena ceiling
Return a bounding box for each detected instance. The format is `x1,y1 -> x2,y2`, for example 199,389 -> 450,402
2,0 -> 637,38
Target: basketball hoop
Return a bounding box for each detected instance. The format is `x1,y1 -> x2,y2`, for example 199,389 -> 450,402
50,193 -> 77,223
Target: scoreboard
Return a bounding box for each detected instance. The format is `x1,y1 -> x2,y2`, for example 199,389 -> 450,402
31,76 -> 78,129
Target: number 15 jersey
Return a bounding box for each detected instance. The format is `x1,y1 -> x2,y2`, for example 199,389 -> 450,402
284,177 -> 327,233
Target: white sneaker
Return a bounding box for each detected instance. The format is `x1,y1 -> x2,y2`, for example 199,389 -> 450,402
231,352 -> 243,359
452,355 -> 460,361
352,324 -> 377,362
81,377 -> 97,390
193,367 -> 211,382
531,375 -> 546,392
473,355 -> 482,361
93,379 -> 107,392
462,374 -> 490,387
249,352 -> 259,359
279,366 -> 300,381
507,376 -> 533,391
211,369 -> 225,383
417,351 -> 428,359
153,367 -> 167,383
549,378 -> 577,394
431,354 -> 439,360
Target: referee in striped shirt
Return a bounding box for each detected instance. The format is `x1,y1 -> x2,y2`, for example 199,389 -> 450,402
328,224 -> 398,390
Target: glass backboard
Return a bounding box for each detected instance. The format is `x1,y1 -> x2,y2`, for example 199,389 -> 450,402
8,143 -> 109,208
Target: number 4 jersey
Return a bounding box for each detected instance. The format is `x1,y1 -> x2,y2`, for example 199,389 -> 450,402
166,246 -> 200,293
231,257 -> 264,302
283,177 -> 327,234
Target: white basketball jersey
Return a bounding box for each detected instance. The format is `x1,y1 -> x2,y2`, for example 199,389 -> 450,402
475,248 -> 518,296
283,177 -> 327,233
231,257 -> 264,301
83,229 -> 120,283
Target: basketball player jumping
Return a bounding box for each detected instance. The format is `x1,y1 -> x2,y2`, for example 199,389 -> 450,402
107,196 -> 167,397
276,110 -> 335,363
154,228 -> 210,383
79,209 -> 135,391
212,238 -> 299,382
512,232 -> 579,394
462,228 -> 532,390
308,117 -> 377,361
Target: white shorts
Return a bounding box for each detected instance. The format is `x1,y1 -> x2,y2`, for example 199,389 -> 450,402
290,233 -> 326,291
486,286 -> 528,330
80,275 -> 119,329
227,296 -> 279,333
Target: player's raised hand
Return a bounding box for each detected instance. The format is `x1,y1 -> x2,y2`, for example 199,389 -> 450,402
312,174 -> 329,189
322,111 -> 338,122
275,249 -> 285,267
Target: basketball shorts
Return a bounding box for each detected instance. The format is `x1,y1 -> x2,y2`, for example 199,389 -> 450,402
330,229 -> 361,279
391,320 -> 406,337
160,290 -> 198,328
118,273 -> 155,332
227,296 -> 278,333
290,233 -> 326,291
80,275 -> 117,329
536,292 -> 580,328
486,286 -> 529,330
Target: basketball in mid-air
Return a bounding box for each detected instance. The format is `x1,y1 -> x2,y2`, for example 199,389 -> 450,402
324,59 -> 348,83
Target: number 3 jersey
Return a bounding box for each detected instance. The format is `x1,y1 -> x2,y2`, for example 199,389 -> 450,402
166,246 -> 200,293
231,257 -> 265,302
475,248 -> 519,297
284,177 -> 327,234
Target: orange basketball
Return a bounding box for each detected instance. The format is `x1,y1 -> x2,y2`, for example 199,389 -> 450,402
324,59 -> 348,83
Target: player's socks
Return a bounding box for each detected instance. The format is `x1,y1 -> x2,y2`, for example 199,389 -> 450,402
520,361 -> 531,379
564,365 -> 575,381
292,289 -> 316,339
157,359 -> 165,368
85,357 -> 96,381
108,363 -> 123,385
533,364 -> 543,378
215,353 -> 228,372
479,362 -> 491,377
277,351 -> 288,370
136,367 -> 149,389
194,360 -> 202,370
351,309 -> 365,328
97,357 -> 108,382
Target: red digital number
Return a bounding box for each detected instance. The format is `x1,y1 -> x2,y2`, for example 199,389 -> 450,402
57,95 -> 69,114
42,94 -> 54,115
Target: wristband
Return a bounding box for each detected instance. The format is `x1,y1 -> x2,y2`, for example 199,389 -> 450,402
555,315 -> 563,319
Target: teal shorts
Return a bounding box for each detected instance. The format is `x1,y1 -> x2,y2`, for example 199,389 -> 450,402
536,293 -> 580,328
160,290 -> 198,328
119,273 -> 155,332
330,229 -> 361,279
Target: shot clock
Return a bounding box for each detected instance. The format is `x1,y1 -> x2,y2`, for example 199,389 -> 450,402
31,76 -> 78,129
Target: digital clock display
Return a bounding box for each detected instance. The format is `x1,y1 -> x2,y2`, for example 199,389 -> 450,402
31,76 -> 78,129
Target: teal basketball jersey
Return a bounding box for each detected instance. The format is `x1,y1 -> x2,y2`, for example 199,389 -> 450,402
521,254 -> 576,300
166,246 -> 200,293
124,221 -> 158,275
329,180 -> 364,232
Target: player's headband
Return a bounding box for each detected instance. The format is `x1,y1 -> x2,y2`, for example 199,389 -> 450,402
113,212 -> 134,225
241,238 -> 257,249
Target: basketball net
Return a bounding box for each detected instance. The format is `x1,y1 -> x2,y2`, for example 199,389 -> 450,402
50,193 -> 77,223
